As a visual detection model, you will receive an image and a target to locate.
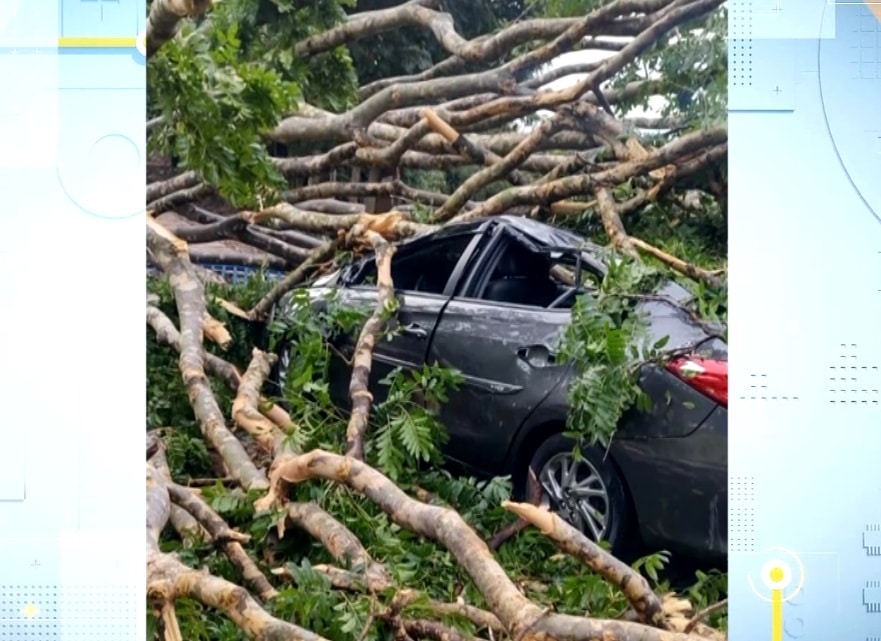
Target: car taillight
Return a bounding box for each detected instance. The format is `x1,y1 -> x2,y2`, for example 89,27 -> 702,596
666,357 -> 728,408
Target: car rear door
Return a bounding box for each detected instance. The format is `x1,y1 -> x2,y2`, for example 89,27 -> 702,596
327,230 -> 483,408
426,233 -> 574,473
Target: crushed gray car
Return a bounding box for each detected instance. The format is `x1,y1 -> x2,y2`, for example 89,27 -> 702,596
273,215 -> 727,561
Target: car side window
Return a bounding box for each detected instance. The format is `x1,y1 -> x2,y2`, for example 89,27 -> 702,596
475,238 -> 598,309
348,234 -> 474,295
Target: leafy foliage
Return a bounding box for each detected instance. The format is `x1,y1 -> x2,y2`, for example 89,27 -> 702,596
147,19 -> 299,207
146,0 -> 363,207
687,568 -> 728,630
372,364 -> 462,480
558,256 -> 667,449
266,288 -> 366,441
220,0 -> 360,111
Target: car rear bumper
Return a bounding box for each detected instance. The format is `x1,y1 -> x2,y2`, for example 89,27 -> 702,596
610,405 -> 728,560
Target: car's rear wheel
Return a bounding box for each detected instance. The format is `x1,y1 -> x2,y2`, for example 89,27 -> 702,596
528,434 -> 635,557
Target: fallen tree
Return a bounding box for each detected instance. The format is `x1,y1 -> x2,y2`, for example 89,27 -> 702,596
145,0 -> 728,639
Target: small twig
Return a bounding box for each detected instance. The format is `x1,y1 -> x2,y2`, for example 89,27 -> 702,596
248,239 -> 338,321
488,467 -> 541,550
684,599 -> 727,633
357,612 -> 376,641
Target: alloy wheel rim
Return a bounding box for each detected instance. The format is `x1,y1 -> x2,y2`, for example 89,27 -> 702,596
538,452 -> 610,541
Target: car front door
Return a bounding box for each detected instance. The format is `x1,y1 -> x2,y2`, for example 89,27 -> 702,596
427,234 -> 575,474
327,231 -> 482,408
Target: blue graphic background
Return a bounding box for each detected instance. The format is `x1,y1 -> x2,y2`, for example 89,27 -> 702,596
61,0 -> 143,38
729,0 -> 880,639
0,0 -> 145,637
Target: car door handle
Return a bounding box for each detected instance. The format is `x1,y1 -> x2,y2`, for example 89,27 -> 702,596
516,344 -> 556,367
400,323 -> 428,340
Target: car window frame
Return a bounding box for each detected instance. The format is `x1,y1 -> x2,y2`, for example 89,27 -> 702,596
344,230 -> 486,299
455,230 -> 597,313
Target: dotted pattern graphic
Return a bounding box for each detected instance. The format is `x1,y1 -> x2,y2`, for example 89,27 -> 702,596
730,476 -> 756,552
0,585 -> 137,637
730,0 -> 754,87
828,343 -> 879,405
738,373 -> 799,401
851,4 -> 880,80
865,525 -> 881,556
730,39 -> 754,87
864,580 -> 881,613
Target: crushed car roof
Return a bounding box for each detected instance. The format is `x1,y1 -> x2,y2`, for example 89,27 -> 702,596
492,215 -> 595,251
422,214 -> 600,252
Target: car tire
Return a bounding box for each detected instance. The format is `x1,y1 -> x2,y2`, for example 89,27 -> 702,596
527,433 -> 637,559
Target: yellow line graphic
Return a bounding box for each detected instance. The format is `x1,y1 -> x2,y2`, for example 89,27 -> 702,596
770,587 -> 783,641
57,37 -> 137,48
747,547 -> 805,641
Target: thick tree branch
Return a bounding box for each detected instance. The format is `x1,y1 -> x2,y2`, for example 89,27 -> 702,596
147,465 -> 326,641
272,0 -> 702,146
146,218 -> 267,490
286,502 -> 392,589
149,437 -> 209,542
344,230 -> 396,460
232,348 -> 291,454
255,450 -> 715,641
148,183 -> 214,214
167,482 -> 279,601
431,114 -> 562,221
455,126 -> 727,222
296,1 -> 474,62
358,3 -> 668,100
146,0 -> 212,58
629,237 -> 724,289
147,305 -> 293,431
503,502 -> 666,628
147,170 -> 202,202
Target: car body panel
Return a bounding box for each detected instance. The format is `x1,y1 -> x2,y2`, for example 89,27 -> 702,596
634,282 -> 727,352
615,366 -> 718,439
427,299 -> 571,471
327,288 -> 450,407
609,405 -> 728,559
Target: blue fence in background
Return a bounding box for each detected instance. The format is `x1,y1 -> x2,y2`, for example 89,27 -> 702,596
147,263 -> 287,285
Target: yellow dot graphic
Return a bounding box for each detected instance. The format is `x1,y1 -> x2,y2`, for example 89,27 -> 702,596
769,566 -> 784,583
